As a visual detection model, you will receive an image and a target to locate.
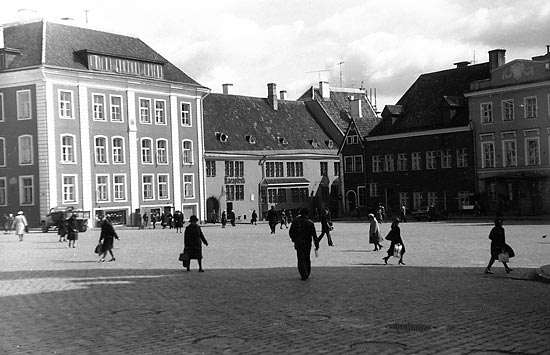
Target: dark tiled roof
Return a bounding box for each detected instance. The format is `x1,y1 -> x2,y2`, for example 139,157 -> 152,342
298,87 -> 379,136
2,20 -> 200,85
369,63 -> 491,136
203,93 -> 337,152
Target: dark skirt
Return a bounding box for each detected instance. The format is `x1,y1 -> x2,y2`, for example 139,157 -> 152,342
491,243 -> 515,259
100,235 -> 115,253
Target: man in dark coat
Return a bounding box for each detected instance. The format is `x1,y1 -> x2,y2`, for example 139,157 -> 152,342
267,206 -> 278,234
289,208 -> 319,281
317,207 -> 333,247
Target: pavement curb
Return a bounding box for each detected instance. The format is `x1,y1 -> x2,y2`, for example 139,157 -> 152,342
534,265 -> 550,284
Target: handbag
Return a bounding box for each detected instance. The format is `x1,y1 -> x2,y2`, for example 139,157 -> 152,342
393,243 -> 402,258
94,243 -> 103,254
179,252 -> 190,268
498,252 -> 509,263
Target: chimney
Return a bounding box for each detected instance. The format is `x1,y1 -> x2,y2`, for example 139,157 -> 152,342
279,90 -> 287,100
488,49 -> 506,71
0,26 -> 4,49
454,61 -> 470,68
222,83 -> 233,95
267,83 -> 277,110
350,99 -> 362,119
319,81 -> 330,100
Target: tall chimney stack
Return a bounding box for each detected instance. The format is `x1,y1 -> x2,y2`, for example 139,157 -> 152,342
267,83 -> 277,110
488,49 -> 506,71
350,99 -> 362,119
222,83 -> 233,95
279,90 -> 287,100
319,81 -> 330,100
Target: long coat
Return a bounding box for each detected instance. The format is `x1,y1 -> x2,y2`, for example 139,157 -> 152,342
369,219 -> 382,244
99,220 -> 119,252
184,223 -> 208,259
489,226 -> 515,259
13,215 -> 28,235
385,226 -> 406,256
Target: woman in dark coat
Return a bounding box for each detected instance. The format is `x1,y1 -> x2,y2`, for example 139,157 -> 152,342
99,216 -> 120,262
66,214 -> 79,248
383,218 -> 406,265
485,218 -> 514,274
183,215 -> 208,271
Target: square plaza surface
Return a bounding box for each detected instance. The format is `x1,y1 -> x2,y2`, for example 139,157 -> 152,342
1,219 -> 549,354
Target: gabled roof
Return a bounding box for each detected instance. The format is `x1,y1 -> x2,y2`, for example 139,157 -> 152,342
369,62 -> 491,136
203,93 -> 337,153
2,20 -> 200,86
297,86 -> 379,137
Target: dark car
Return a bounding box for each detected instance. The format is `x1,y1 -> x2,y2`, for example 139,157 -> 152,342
41,207 -> 90,233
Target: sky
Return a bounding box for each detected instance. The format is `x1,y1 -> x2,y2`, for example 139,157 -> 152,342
2,0 -> 550,109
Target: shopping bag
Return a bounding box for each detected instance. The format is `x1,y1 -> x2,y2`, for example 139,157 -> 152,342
179,252 -> 190,268
498,252 -> 509,263
94,243 -> 103,254
393,243 -> 402,258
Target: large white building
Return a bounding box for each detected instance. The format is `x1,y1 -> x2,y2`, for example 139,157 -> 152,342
0,19 -> 209,226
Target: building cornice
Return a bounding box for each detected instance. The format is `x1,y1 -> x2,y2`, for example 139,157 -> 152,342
365,126 -> 470,142
465,80 -> 550,97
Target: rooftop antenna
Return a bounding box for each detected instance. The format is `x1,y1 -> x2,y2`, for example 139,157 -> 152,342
338,61 -> 344,87
306,69 -> 330,81
84,9 -> 89,24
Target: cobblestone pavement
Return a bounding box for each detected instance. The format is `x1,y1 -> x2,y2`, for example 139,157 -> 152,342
0,219 -> 549,354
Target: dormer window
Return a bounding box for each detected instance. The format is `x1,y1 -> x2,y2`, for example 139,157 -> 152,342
77,50 -> 165,79
216,132 -> 229,142
246,135 -> 256,144
308,139 -> 320,148
278,137 -> 288,145
326,140 -> 334,148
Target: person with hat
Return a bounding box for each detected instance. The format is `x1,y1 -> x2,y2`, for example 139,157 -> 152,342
383,218 -> 406,265
98,216 -> 120,262
288,208 -> 319,281
485,218 -> 514,274
182,215 -> 208,272
13,211 -> 28,242
66,213 -> 79,248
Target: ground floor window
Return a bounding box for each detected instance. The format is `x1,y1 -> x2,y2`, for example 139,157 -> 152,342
399,192 -> 409,210
358,186 -> 367,206
458,191 -> 470,208
413,192 -> 423,209
427,192 -> 438,207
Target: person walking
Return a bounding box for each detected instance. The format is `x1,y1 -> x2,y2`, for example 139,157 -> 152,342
57,217 -> 67,242
317,207 -> 334,247
280,208 -> 288,229
383,218 -> 406,265
251,210 -> 258,225
13,211 -> 28,242
289,208 -> 319,281
485,218 -> 514,274
400,205 -> 407,223
98,216 -> 120,262
151,213 -> 157,229
368,213 -> 383,251
173,210 -> 184,233
182,215 -> 208,272
229,210 -> 236,227
221,211 -> 227,228
66,213 -> 78,248
267,206 -> 278,234
142,212 -> 149,229
2,213 -> 10,233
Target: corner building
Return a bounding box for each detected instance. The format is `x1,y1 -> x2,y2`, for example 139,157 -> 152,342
0,20 -> 209,226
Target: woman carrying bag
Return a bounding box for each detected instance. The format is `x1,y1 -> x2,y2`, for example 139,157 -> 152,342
383,218 -> 406,265
485,218 -> 514,274
98,216 -> 120,262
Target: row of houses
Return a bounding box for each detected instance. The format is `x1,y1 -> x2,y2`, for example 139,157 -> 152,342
1,18 -> 549,227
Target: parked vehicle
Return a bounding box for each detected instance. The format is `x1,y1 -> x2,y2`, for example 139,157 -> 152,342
412,206 -> 446,221
41,207 -> 90,233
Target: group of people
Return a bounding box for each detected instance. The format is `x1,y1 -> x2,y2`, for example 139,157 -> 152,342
56,213 -> 80,247
139,211 -> 185,231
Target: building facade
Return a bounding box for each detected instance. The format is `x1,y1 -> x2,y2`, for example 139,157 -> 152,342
467,49 -> 550,215
0,20 -> 209,226
202,84 -> 341,222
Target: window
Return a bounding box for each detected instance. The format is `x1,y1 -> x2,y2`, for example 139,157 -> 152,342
502,99 -> 514,121
344,156 -> 353,173
334,162 -> 340,176
17,90 -> 31,120
287,162 -> 304,177
206,160 -> 216,177
183,174 -> 194,198
354,156 -> 363,172
182,140 -> 193,165
369,183 -> 379,197
112,137 -> 125,164
156,139 -> 168,164
524,96 -> 538,119
426,151 -> 436,170
59,90 -> 73,119
94,136 -> 108,164
0,93 -> 4,122
226,185 -> 245,201
93,94 -> 105,120
61,175 -> 76,204
412,152 -> 421,170
488,182 -> 497,202
441,150 -> 451,169
268,189 -> 277,203
142,174 -> 154,200
481,102 -> 493,124
18,135 -> 33,165
427,192 -> 437,207
225,161 -> 244,177
158,174 -> 169,200
456,148 -> 468,168
526,138 -> 540,166
413,192 -> 423,209
110,95 -> 123,122
384,154 -> 394,172
372,155 -> 382,173
61,135 -> 76,163
155,100 -> 166,124
481,142 -> 495,168
0,137 -> 5,166
397,153 -> 407,171
320,162 -> 328,176
96,175 -> 109,202
347,135 -> 359,144
399,192 -> 409,209
141,138 -> 153,164
0,177 -> 7,206
502,139 -> 517,167
290,188 -> 309,202
266,162 -> 284,177
113,174 -> 127,201
139,98 -> 151,123
358,186 -> 367,206
181,102 -> 191,126
458,191 -> 470,209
